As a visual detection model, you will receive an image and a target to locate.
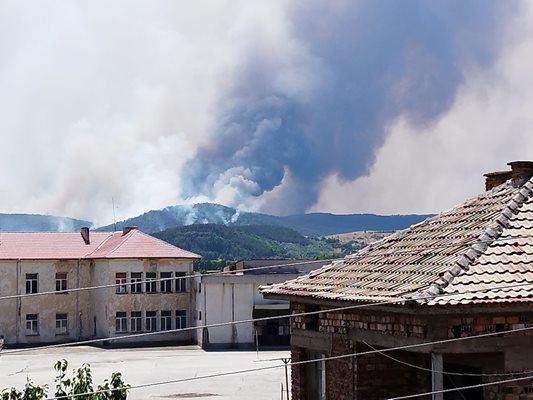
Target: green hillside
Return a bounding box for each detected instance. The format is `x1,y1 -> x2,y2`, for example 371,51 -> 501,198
152,224 -> 365,269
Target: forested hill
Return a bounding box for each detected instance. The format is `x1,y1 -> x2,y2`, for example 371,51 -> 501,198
0,213 -> 92,231
98,202 -> 430,236
152,224 -> 365,266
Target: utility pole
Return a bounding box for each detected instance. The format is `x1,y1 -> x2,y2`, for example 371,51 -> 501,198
281,357 -> 290,400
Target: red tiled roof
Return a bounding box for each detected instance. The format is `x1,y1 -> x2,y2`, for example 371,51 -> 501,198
0,229 -> 200,260
262,177 -> 533,306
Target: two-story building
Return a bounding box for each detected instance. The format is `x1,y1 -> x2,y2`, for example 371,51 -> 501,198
0,227 -> 200,345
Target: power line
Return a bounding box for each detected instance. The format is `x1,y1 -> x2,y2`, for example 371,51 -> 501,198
362,341 -> 531,377
2,233 -> 530,303
38,323 -> 533,399
3,280 -> 533,355
386,375 -> 533,400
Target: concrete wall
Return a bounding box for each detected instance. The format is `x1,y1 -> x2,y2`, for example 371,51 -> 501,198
195,273 -> 298,348
0,258 -> 194,345
92,258 -> 194,344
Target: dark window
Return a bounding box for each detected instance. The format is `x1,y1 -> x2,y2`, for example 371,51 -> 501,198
56,313 -> 68,335
115,273 -> 127,294
161,310 -> 172,330
160,272 -> 172,293
176,310 -> 187,329
115,312 -> 127,332
56,273 -> 67,292
26,314 -> 39,335
175,272 -> 187,292
131,272 -> 143,293
26,273 -> 38,294
146,273 -> 157,293
130,311 -> 142,332
146,311 -> 157,331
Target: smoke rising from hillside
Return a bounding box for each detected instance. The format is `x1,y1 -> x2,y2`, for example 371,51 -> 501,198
182,1 -> 516,214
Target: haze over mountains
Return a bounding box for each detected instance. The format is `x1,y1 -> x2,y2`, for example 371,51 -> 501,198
96,203 -> 430,236
0,203 -> 430,236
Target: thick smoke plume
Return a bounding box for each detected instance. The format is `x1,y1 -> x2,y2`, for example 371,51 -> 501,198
182,1 -> 516,214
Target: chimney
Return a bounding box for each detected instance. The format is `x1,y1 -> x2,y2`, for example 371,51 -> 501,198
484,171 -> 512,191
122,226 -> 137,236
507,161 -> 533,186
80,227 -> 90,245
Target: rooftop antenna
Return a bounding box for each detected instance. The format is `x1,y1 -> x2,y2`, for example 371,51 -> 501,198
112,197 -> 117,231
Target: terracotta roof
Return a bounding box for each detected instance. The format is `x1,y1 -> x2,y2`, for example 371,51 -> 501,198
0,229 -> 200,260
262,177 -> 533,306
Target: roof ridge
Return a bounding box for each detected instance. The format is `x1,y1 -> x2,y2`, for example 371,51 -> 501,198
104,230 -> 136,257
85,231 -> 117,258
413,177 -> 533,304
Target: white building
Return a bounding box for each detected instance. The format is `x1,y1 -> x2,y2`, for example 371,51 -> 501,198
194,259 -> 330,349
0,227 -> 200,345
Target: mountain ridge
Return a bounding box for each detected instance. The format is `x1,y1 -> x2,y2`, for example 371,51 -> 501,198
97,203 -> 431,236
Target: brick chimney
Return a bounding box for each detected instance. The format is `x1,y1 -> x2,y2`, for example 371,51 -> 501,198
80,227 -> 90,245
484,171 -> 513,191
122,226 -> 137,236
508,161 -> 533,186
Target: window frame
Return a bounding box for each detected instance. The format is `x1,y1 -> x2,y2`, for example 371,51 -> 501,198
55,272 -> 68,292
115,272 -> 128,294
161,310 -> 172,331
176,310 -> 187,329
130,311 -> 142,332
145,272 -> 157,293
55,313 -> 68,335
25,273 -> 38,294
115,312 -> 128,333
160,272 -> 173,293
25,314 -> 39,335
175,272 -> 187,293
130,272 -> 143,294
146,311 -> 157,331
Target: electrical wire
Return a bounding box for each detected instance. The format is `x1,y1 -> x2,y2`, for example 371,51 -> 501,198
2,233 -> 530,303
362,341 -> 532,377
2,281 -> 533,356
36,323 -> 533,399
386,375 -> 533,400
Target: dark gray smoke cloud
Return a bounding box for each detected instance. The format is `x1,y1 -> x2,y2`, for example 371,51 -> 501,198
182,0 -> 517,214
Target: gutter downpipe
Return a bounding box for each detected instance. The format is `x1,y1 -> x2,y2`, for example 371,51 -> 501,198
15,259 -> 20,343
77,259 -> 81,340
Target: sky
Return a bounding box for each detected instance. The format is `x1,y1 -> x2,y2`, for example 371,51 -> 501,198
1,1 -> 532,226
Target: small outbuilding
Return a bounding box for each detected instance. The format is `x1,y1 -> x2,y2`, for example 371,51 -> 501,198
262,161 -> 533,400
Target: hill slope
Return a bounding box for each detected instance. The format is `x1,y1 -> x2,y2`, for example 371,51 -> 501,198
152,224 -> 365,266
0,213 -> 92,232
98,203 -> 430,236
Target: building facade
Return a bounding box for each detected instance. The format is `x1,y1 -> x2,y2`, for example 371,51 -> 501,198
0,227 -> 200,345
195,259 -> 330,349
262,161 -> 533,400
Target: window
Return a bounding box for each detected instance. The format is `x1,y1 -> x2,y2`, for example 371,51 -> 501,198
130,311 -> 142,332
198,310 -> 202,321
176,310 -> 187,329
131,272 -> 143,293
145,272 -> 157,293
160,272 -> 172,293
306,351 -> 326,400
161,310 -> 172,331
115,312 -> 127,333
146,311 -> 157,331
56,273 -> 67,292
175,272 -> 187,292
26,273 -> 38,294
56,313 -> 68,335
25,314 -> 39,335
115,273 -> 127,294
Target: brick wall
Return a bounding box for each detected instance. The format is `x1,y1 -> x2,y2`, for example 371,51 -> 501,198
484,377 -> 533,400
291,345 -> 307,400
355,342 -> 431,400
447,314 -> 533,338
326,334 -> 355,400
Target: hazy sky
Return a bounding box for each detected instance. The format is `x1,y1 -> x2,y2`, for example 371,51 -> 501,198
1,1 -> 532,226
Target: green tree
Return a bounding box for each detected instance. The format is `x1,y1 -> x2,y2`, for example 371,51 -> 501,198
1,360 -> 129,400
